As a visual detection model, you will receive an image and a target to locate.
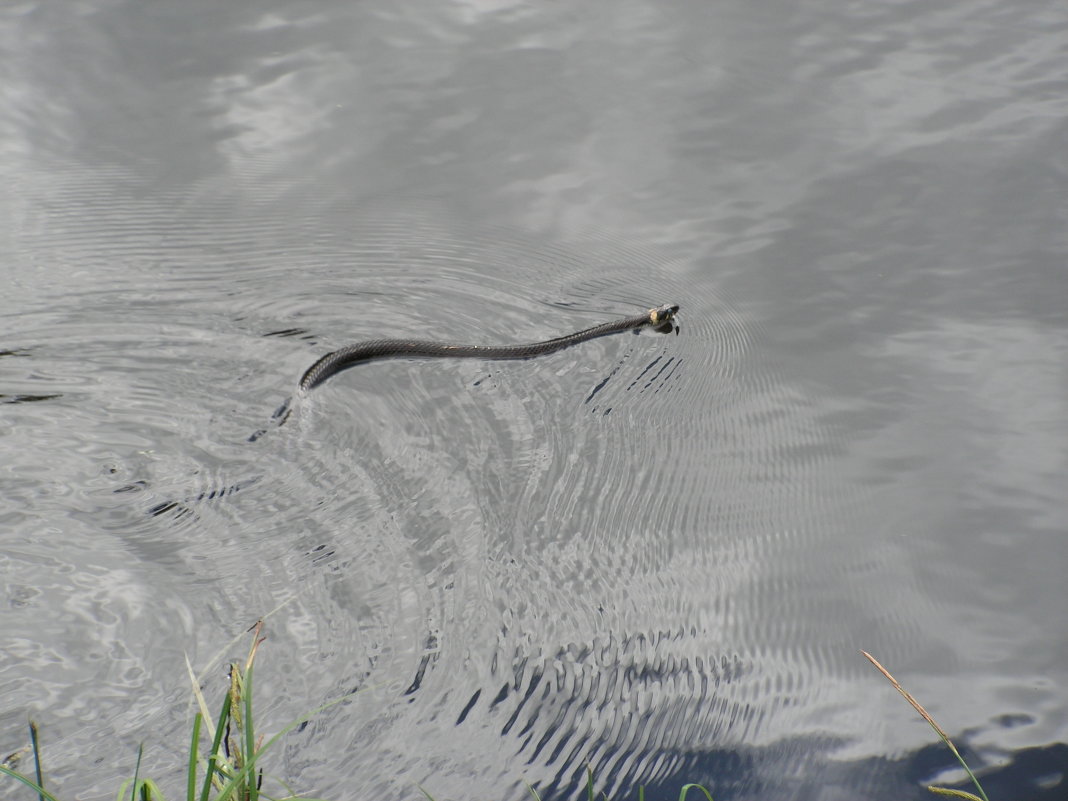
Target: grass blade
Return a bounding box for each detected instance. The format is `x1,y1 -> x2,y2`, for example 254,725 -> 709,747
186,654 -> 215,745
29,721 -> 44,801
0,724 -> 62,801
243,662 -> 257,801
139,777 -> 165,800
0,766 -> 64,801
186,713 -> 202,801
677,783 -> 716,801
128,743 -> 144,801
861,651 -> 989,801
199,690 -> 232,801
927,789 -> 985,801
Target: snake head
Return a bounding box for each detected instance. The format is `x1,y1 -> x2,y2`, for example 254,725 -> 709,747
648,303 -> 680,325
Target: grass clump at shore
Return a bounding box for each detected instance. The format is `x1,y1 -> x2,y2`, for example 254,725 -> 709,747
0,625 -> 992,801
2,618 -> 717,801
1,621 -> 345,801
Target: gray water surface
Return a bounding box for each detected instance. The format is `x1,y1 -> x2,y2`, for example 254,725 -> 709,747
2,2 -> 1067,799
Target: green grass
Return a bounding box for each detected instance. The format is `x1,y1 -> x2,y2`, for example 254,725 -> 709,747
2,623 -> 717,801
1,621 -> 350,801
0,626 -> 992,801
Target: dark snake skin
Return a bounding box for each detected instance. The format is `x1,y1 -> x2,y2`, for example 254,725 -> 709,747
298,303 -> 680,392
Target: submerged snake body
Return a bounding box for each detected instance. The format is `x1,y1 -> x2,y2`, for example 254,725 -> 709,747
299,303 -> 679,392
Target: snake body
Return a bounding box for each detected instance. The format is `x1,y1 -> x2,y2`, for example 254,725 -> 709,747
244,304 -> 678,442
299,303 -> 679,392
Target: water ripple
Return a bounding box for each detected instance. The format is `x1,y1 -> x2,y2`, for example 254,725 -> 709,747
4,181 -> 869,797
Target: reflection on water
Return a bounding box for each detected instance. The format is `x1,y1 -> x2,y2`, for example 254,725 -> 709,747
2,1 -> 1067,799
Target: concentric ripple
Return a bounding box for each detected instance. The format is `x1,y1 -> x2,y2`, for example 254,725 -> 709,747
4,175 -> 869,799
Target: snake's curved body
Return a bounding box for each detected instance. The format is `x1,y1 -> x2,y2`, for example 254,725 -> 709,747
244,304 -> 678,442
299,303 -> 679,392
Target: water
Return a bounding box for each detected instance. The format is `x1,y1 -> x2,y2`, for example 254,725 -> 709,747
2,1 -> 1067,799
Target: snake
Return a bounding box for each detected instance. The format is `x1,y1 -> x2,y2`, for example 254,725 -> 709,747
298,303 -> 680,392
245,304 -> 679,443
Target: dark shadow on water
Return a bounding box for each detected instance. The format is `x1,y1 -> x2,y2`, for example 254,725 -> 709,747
535,737 -> 1067,801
